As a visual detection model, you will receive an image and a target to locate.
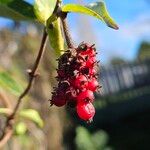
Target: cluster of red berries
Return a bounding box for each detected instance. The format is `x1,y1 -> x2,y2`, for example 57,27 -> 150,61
50,42 -> 99,122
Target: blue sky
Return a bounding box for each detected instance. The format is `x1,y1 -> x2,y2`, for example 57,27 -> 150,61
0,0 -> 150,65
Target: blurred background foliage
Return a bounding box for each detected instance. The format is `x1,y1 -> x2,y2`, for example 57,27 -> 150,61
0,0 -> 150,150
137,42 -> 150,60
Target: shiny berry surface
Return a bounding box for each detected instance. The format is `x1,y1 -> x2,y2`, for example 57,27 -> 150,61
86,57 -> 96,67
77,90 -> 94,103
76,102 -> 95,121
88,78 -> 99,91
89,68 -> 96,76
74,75 -> 88,89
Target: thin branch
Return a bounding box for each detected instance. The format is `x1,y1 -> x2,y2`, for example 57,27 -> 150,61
0,28 -> 48,147
61,16 -> 74,49
0,129 -> 13,148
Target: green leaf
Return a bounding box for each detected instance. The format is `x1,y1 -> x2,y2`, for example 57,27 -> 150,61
15,122 -> 27,135
19,109 -> 44,128
0,72 -> 23,96
34,0 -> 57,24
88,1 -> 119,29
47,18 -> 64,56
0,0 -> 36,21
62,1 -> 119,30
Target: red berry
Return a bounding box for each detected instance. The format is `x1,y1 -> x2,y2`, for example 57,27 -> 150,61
51,95 -> 66,107
89,68 -> 96,76
65,87 -> 77,101
74,75 -> 88,89
57,70 -> 65,78
82,46 -> 96,56
87,48 -> 96,57
77,90 -> 94,103
58,81 -> 70,91
77,43 -> 89,55
78,43 -> 96,56
76,101 -> 95,121
88,78 -> 99,91
86,57 -> 96,67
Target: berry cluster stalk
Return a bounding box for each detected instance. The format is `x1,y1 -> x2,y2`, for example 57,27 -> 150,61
61,16 -> 74,49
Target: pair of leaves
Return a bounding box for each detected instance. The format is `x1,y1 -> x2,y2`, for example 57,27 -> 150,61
0,0 -> 57,23
0,72 -> 43,128
31,0 -> 64,56
34,0 -> 118,29
0,72 -> 43,134
0,108 -> 44,128
0,0 -> 62,55
34,0 -> 118,56
19,109 -> 44,128
0,0 -> 118,56
0,0 -> 118,29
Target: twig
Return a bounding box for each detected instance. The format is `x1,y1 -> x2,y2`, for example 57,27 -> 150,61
61,16 -> 74,49
0,28 -> 48,147
0,129 -> 13,148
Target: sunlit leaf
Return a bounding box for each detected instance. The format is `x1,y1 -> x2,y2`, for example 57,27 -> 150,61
47,18 -> 64,56
88,1 -> 119,29
0,72 -> 23,96
0,0 -> 36,21
34,0 -> 57,24
62,1 -> 119,30
0,108 -> 44,128
19,109 -> 44,128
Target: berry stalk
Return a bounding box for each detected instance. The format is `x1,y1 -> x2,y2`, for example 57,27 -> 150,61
61,14 -> 74,49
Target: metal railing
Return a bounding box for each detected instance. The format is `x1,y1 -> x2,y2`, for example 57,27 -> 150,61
99,59 -> 150,96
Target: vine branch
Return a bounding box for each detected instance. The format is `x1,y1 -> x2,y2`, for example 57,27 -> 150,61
0,28 -> 48,147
